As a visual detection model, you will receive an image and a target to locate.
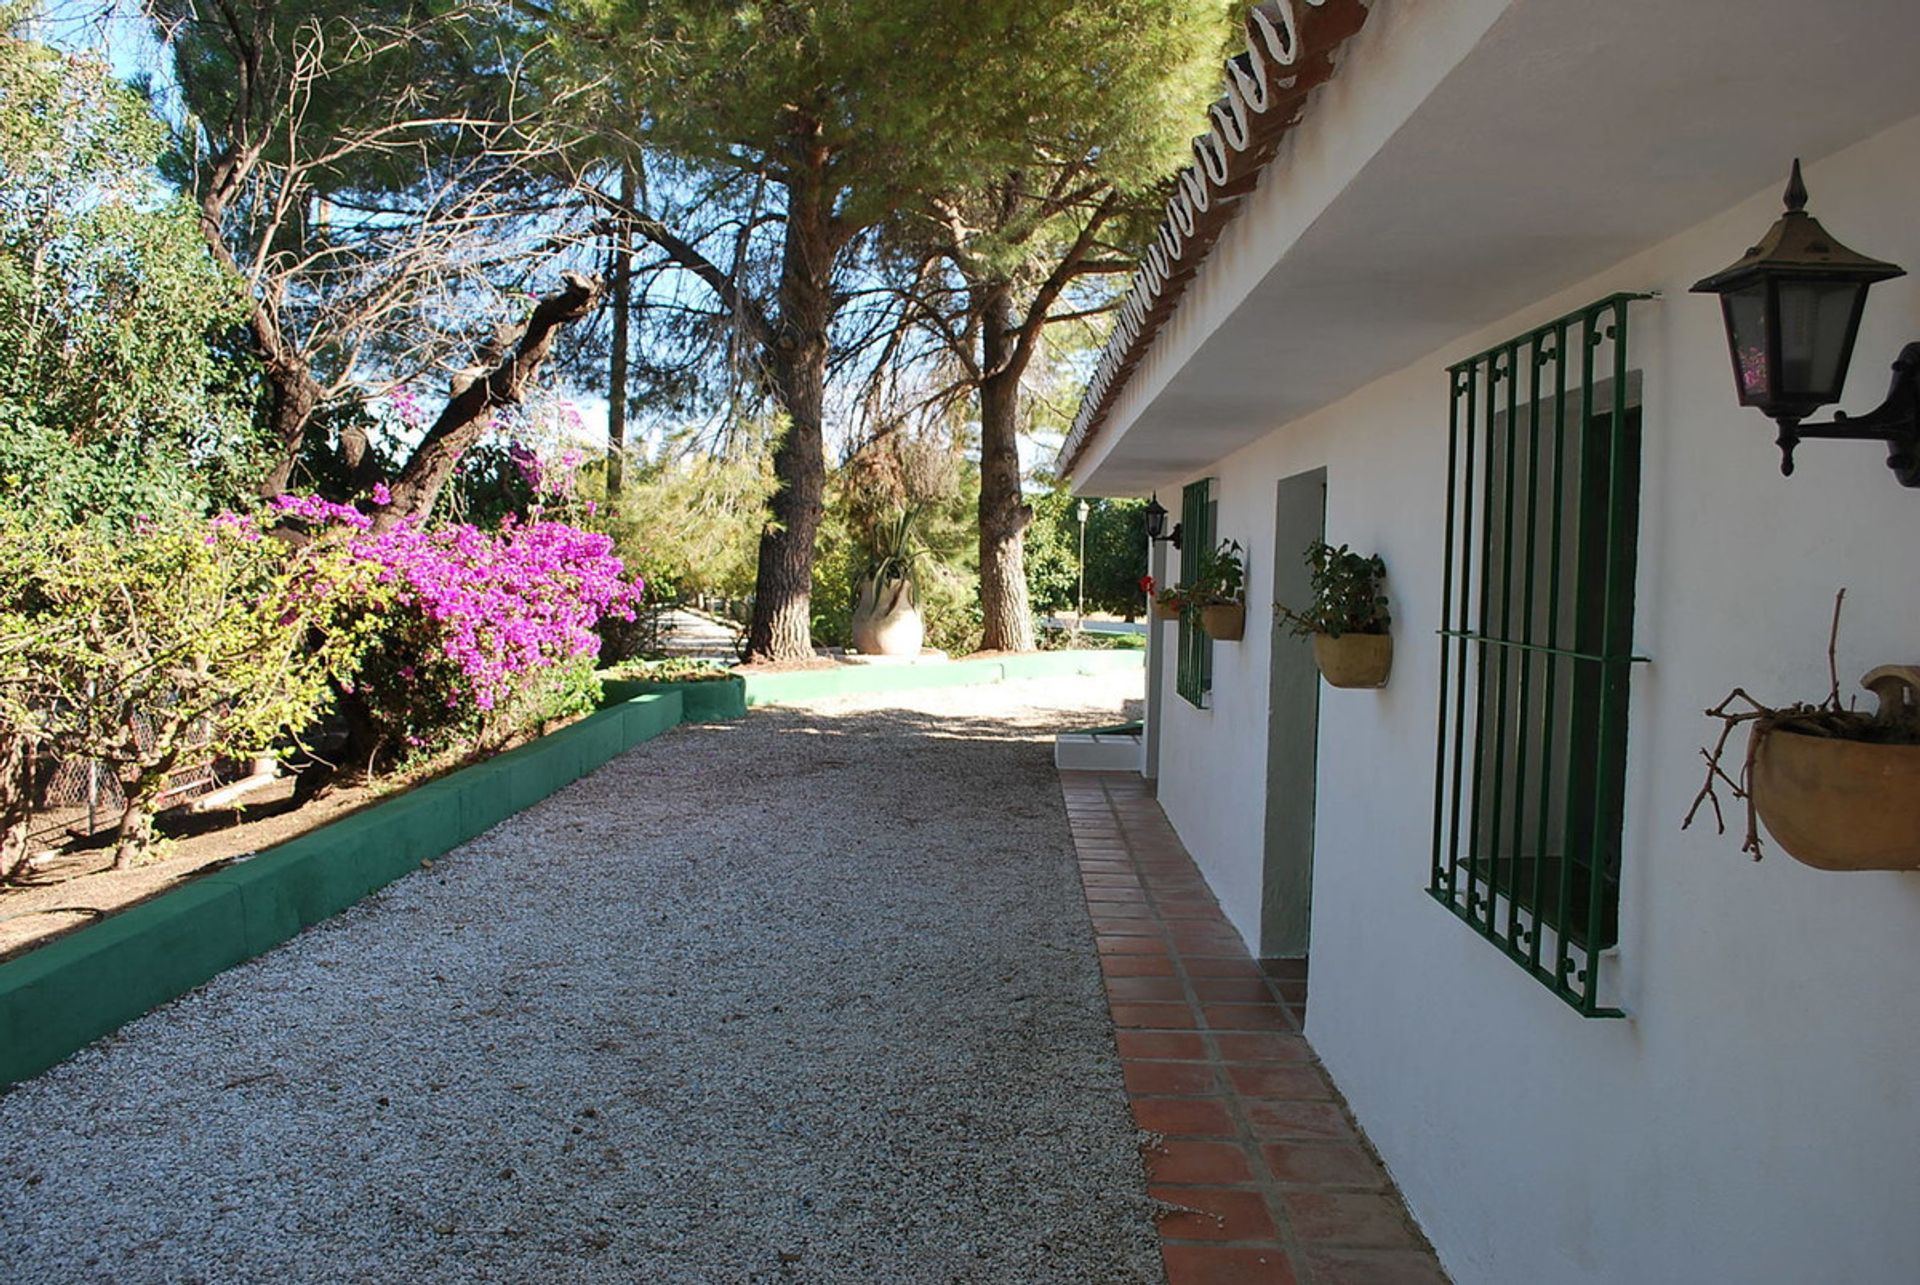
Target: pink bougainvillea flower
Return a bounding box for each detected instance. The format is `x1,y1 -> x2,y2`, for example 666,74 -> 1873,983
279,495 -> 641,715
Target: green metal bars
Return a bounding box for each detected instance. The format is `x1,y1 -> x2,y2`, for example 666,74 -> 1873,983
1428,294 -> 1651,1018
1175,478 -> 1216,707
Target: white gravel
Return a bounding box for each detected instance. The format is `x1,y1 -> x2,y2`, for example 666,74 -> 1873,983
0,673 -> 1159,1284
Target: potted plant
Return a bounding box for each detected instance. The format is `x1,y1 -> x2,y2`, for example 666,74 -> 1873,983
1149,579 -> 1187,624
1684,590 -> 1920,870
1140,575 -> 1170,623
1275,540 -> 1392,688
1192,540 -> 1246,641
850,508 -> 924,656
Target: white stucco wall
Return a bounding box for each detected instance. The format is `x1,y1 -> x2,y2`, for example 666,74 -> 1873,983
1148,118 -> 1920,1283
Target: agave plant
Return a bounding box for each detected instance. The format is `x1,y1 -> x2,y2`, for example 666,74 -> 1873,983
860,507 -> 921,595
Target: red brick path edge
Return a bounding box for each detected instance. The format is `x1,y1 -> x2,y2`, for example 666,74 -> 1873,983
1061,771 -> 1449,1285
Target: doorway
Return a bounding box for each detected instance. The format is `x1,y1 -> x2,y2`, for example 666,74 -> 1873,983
1261,468 -> 1325,958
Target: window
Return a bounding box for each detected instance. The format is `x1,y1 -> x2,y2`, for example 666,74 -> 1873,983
1175,478 -> 1216,708
1428,294 -> 1649,1018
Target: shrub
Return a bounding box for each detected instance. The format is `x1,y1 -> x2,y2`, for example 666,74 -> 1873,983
602,658 -> 735,683
0,510 -> 383,873
0,32 -> 260,529
1025,488 -> 1150,619
276,495 -> 641,763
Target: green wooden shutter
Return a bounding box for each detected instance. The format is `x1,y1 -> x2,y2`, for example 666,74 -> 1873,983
1175,479 -> 1215,707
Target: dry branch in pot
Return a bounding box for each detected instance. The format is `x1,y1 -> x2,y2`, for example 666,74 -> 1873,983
1683,590 -> 1920,868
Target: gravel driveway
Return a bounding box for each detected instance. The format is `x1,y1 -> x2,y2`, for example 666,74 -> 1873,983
0,674 -> 1160,1284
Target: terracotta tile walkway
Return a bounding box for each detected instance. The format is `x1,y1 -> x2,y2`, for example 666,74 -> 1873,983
1061,771 -> 1449,1285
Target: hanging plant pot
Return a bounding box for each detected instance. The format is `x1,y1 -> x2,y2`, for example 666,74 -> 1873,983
1313,632 -> 1392,689
1751,728 -> 1920,871
851,576 -> 923,656
1152,596 -> 1187,624
1200,602 -> 1245,641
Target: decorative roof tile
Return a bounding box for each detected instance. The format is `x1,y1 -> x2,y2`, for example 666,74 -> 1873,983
1059,0 -> 1369,477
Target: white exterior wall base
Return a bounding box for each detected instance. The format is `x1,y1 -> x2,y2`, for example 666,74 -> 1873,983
1147,117 -> 1920,1283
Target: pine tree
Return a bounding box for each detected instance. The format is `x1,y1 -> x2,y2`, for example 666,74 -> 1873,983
556,0 -> 1219,659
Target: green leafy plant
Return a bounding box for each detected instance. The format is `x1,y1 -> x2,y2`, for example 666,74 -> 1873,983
860,507 -> 922,594
0,29 -> 261,529
1188,539 -> 1245,606
1275,541 -> 1390,638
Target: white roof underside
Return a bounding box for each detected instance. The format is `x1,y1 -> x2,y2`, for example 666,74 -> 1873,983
1072,0 -> 1920,495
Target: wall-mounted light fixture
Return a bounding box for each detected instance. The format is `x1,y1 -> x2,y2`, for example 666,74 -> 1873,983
1692,160 -> 1918,488
1143,494 -> 1183,550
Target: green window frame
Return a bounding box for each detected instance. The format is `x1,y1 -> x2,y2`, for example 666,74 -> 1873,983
1175,478 -> 1216,708
1428,293 -> 1651,1018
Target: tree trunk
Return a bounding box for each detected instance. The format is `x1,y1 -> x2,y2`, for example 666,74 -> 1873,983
376,273 -> 601,532
607,166 -> 633,496
976,280 -> 1036,652
745,146 -> 836,663
198,181 -> 329,501
256,362 -> 325,499
111,744 -> 183,872
0,734 -> 40,885
110,797 -> 155,872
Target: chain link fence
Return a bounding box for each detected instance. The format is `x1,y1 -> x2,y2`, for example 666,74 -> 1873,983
25,710 -> 218,845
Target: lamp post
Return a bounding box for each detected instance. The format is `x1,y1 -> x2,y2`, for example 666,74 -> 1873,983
1692,159 -> 1918,487
1076,499 -> 1091,628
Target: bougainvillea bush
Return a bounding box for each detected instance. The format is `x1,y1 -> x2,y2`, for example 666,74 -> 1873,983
0,493 -> 640,873
274,493 -> 641,764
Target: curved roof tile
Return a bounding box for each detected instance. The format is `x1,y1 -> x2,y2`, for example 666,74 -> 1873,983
1059,0 -> 1370,477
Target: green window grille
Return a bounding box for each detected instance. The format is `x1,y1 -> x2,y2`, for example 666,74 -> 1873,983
1175,478 -> 1216,707
1428,293 -> 1651,1018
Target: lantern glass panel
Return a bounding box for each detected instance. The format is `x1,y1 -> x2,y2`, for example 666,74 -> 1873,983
1777,279 -> 1864,404
1723,283 -> 1770,404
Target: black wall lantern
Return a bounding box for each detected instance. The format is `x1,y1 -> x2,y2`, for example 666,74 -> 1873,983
1692,160 -> 1919,487
1143,494 -> 1182,550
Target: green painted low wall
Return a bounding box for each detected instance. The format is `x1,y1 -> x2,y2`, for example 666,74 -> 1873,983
0,692 -> 683,1088
740,648 -> 1144,706
600,676 -> 746,722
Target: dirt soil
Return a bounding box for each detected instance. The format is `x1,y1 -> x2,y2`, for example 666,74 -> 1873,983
0,776 -> 387,963
730,655 -> 857,674
0,707 -> 603,965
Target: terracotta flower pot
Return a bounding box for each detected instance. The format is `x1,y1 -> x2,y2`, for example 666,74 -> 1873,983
1152,597 -> 1186,624
1751,728 -> 1920,870
1313,631 -> 1392,688
851,576 -> 923,656
1200,602 -> 1245,641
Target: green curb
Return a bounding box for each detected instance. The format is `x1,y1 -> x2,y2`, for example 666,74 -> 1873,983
741,647 -> 1143,706
600,676 -> 746,722
0,692 -> 684,1088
